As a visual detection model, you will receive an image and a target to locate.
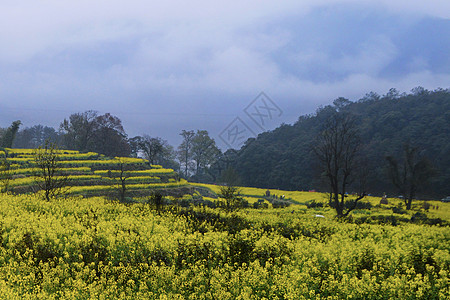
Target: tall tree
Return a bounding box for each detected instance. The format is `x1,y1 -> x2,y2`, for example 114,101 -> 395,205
92,113 -> 130,157
386,144 -> 435,209
60,111 -> 130,157
191,130 -> 221,175
0,120 -> 22,148
60,110 -> 98,152
139,135 -> 164,165
109,158 -> 132,202
177,130 -> 195,177
313,113 -> 366,217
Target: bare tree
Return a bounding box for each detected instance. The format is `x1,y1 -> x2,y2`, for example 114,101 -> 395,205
109,158 -> 132,202
33,142 -> 70,201
139,136 -> 164,165
313,113 -> 366,217
177,130 -> 195,177
386,143 -> 435,209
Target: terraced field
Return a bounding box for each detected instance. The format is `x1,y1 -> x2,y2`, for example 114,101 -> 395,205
1,148 -> 188,198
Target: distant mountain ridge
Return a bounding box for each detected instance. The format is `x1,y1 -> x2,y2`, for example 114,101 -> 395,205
227,88 -> 450,199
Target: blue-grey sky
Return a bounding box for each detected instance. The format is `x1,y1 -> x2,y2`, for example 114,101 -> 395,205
0,1 -> 449,148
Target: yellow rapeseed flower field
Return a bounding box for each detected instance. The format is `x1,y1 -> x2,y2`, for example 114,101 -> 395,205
1,148 -> 449,298
0,193 -> 447,299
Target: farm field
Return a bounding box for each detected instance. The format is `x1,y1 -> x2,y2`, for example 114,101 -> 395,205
1,148 -> 184,198
192,183 -> 450,222
0,149 -> 449,298
0,193 -> 448,299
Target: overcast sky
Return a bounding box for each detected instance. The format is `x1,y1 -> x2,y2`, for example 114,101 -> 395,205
0,0 -> 449,148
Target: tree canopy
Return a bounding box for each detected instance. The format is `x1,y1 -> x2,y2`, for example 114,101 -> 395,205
0,120 -> 22,148
59,111 -> 130,157
219,88 -> 450,198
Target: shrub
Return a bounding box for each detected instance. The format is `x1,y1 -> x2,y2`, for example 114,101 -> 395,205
272,200 -> 291,208
253,199 -> 269,209
305,200 -> 323,208
228,232 -> 256,266
392,207 -> 407,214
148,191 -> 164,210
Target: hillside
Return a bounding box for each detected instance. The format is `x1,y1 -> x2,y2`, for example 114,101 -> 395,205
224,88 -> 450,198
0,148 -> 188,199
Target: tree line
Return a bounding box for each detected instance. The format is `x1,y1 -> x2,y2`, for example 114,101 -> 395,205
1,111 -> 223,180
2,86 -> 449,205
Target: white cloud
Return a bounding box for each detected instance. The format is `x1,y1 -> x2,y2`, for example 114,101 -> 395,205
329,35 -> 398,76
0,0 -> 449,143
0,0 -> 448,63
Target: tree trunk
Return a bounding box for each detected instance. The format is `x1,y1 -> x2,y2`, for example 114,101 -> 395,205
334,193 -> 343,217
406,198 -> 412,210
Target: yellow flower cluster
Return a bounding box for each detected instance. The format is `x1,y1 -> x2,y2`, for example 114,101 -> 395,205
10,167 -> 92,175
70,181 -> 189,194
0,193 -> 447,299
4,148 -> 77,154
94,169 -> 175,176
12,152 -> 99,160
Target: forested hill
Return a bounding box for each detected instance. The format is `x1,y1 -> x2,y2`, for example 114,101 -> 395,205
227,88 -> 450,198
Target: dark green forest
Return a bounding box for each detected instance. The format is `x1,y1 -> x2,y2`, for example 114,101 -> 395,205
220,88 -> 449,198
